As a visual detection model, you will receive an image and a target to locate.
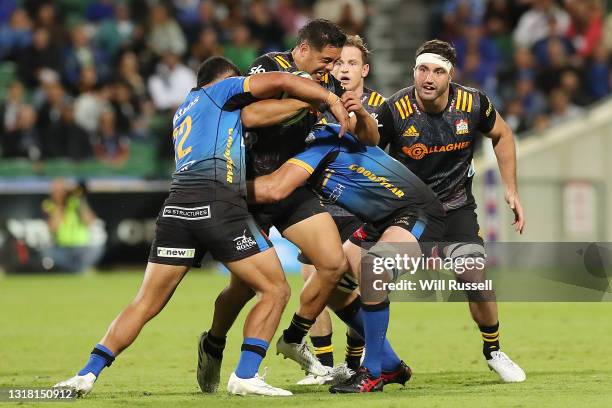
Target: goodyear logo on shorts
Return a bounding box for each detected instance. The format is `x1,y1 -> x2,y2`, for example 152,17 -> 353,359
157,247 -> 196,258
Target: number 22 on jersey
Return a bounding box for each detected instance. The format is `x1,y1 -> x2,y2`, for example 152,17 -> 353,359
173,115 -> 192,161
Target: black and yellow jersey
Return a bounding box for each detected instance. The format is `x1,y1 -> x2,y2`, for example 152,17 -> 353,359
377,83 -> 497,210
246,51 -> 345,177
318,86 -> 385,125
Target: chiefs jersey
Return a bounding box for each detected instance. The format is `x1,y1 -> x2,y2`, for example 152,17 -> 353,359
318,86 -> 385,124
245,51 -> 345,177
377,83 -> 496,210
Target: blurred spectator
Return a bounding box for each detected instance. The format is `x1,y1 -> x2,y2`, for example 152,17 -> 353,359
1,104 -> 41,160
147,3 -> 187,57
442,0 -> 487,39
0,0 -> 16,24
188,27 -> 223,72
503,98 -> 528,133
246,0 -> 286,53
93,109 -> 130,166
0,8 -> 33,60
223,24 -> 258,74
73,67 -> 110,136
513,0 -> 570,49
117,51 -> 147,101
1,81 -> 26,137
558,69 -> 592,106
85,0 -> 115,23
275,0 -> 309,37
110,80 -> 149,139
455,24 -> 500,75
585,43 -> 611,100
94,3 -> 136,60
63,23 -> 110,90
147,52 -> 196,111
182,1 -> 225,43
17,27 -> 62,87
548,88 -> 584,126
565,0 -> 603,59
36,80 -> 72,154
531,14 -> 574,67
513,72 -> 547,126
46,103 -> 93,160
41,179 -> 104,273
314,0 -> 366,34
33,3 -> 65,48
536,38 -> 572,94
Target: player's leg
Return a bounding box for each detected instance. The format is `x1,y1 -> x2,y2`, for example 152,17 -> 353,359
53,213 -> 198,396
295,262 -> 336,385
442,207 -> 525,383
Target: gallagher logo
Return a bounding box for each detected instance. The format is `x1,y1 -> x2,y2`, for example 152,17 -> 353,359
402,141 -> 471,160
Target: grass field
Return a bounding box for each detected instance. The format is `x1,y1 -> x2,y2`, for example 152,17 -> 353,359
1,271 -> 611,407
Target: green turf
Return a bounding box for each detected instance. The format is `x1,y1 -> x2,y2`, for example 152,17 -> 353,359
1,271 -> 611,407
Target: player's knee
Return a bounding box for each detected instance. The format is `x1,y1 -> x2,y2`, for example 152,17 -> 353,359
263,281 -> 291,307
319,254 -> 349,284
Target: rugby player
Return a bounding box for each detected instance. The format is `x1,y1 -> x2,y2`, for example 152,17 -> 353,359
197,20 -> 381,392
252,123 -> 446,392
296,35 -> 386,385
53,56 -> 350,397
374,39 -> 526,383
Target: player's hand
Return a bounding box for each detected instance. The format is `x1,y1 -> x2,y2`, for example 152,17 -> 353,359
341,91 -> 366,116
505,190 -> 525,234
328,96 -> 350,137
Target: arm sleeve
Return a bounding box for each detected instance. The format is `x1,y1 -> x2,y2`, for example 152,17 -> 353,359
477,91 -> 497,134
216,76 -> 257,111
376,100 -> 396,149
287,142 -> 336,175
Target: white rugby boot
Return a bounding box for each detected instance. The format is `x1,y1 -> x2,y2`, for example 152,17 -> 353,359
487,350 -> 526,383
227,371 -> 292,396
276,336 -> 331,377
53,372 -> 96,397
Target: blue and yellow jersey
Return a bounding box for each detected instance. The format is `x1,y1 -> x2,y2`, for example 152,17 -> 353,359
169,76 -> 254,204
288,124 -> 438,223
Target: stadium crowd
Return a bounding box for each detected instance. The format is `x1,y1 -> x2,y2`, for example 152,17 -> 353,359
0,0 -> 610,164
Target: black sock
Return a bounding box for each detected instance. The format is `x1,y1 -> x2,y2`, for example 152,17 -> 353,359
203,331 -> 226,360
283,314 -> 315,344
334,296 -> 364,337
479,322 -> 500,359
345,332 -> 365,371
311,334 -> 334,367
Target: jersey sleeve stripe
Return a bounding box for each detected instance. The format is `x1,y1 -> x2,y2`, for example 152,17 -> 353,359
287,158 -> 314,174
274,56 -> 289,69
368,92 -> 376,106
378,96 -> 386,106
456,89 -> 463,110
394,101 -> 406,120
467,92 -> 473,112
243,76 -> 251,92
277,55 -> 291,67
461,91 -> 468,111
403,96 -> 413,114
399,97 -> 411,117
374,93 -> 383,106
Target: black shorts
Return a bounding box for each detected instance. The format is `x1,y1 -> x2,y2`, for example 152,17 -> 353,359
297,213 -> 362,265
348,202 -> 445,252
437,204 -> 484,253
249,186 -> 326,234
148,200 -> 272,266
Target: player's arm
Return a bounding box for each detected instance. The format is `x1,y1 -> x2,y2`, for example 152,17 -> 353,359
248,72 -> 349,134
480,93 -> 525,234
241,98 -> 311,128
342,90 -> 380,146
248,162 -> 310,203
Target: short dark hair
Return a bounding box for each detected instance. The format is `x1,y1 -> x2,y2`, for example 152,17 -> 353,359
415,39 -> 457,67
297,19 -> 346,51
196,56 -> 241,87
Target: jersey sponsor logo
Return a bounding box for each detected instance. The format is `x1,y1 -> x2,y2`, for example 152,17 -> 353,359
353,226 -> 367,241
157,247 -> 196,258
348,164 -> 405,198
224,128 -> 234,183
233,229 -> 257,251
402,125 -> 420,137
162,205 -> 211,220
485,95 -> 493,117
455,119 -> 469,135
402,141 -> 472,160
173,96 -> 200,126
249,65 -> 266,74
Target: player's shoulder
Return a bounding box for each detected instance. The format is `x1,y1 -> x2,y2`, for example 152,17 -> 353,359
386,86 -> 416,120
248,51 -> 295,74
450,82 -> 484,113
363,86 -> 386,109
